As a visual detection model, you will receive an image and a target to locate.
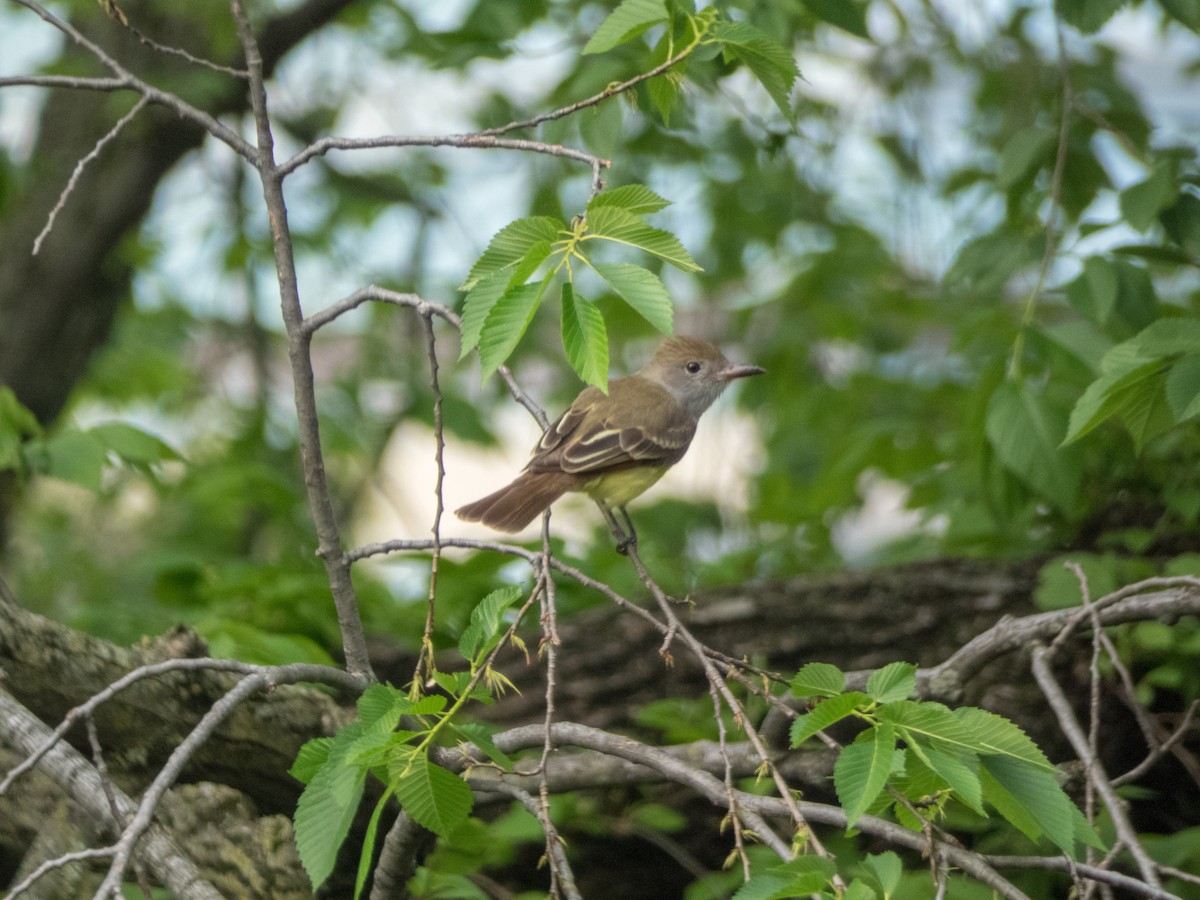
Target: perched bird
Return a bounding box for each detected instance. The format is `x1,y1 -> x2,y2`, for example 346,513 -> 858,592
455,336 -> 764,548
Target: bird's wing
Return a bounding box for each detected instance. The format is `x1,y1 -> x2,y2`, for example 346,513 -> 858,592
531,379 -> 696,475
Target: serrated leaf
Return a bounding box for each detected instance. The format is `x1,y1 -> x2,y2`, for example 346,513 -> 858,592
358,683 -> 406,732
790,661 -> 846,698
866,662 -> 916,703
836,721 -> 896,827
459,585 -> 524,663
954,707 -> 1056,772
1166,354 -> 1200,421
710,21 -> 799,121
585,206 -> 701,273
1128,318 -> 1200,357
589,184 -> 671,216
790,691 -> 869,747
590,261 -> 674,334
460,217 -> 562,291
294,759 -> 367,889
981,755 -> 1077,855
451,722 -> 515,769
986,380 -> 1080,511
460,242 -> 555,358
290,737 -> 334,784
730,874 -> 792,900
477,278 -> 553,381
877,700 -> 982,753
393,756 -> 474,837
858,851 -> 903,897
355,788 -> 394,900
1063,358 -> 1171,450
561,283 -> 610,391
914,743 -> 983,813
647,70 -> 681,125
582,0 -> 669,55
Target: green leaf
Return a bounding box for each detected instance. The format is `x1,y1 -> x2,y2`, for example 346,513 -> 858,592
1160,0 -> 1200,28
801,0 -> 869,38
836,721 -> 896,827
647,70 -> 682,125
710,21 -> 799,121
476,277 -> 553,381
459,585 -> 524,663
460,242 -> 555,358
358,683 -> 406,733
1128,317 -> 1200,357
981,754 -> 1078,855
730,874 -> 792,900
914,742 -> 983,814
582,0 -> 669,55
590,261 -> 674,334
790,691 -> 869,747
393,756 -> 474,837
294,756 -> 367,889
997,127 -> 1054,189
1056,0 -> 1129,33
561,283 -> 610,391
451,722 -> 515,769
460,217 -> 562,291
877,700 -> 982,755
589,184 -> 671,216
88,422 -> 179,465
42,429 -> 107,491
1167,354 -> 1200,421
1120,162 -> 1176,232
866,662 -> 916,703
986,380 -> 1080,511
0,386 -> 41,471
585,206 -> 701,272
954,707 -> 1056,772
858,851 -> 903,898
290,737 -> 334,784
790,661 -> 846,698
1063,358 -> 1171,451
355,787 -> 394,900
1036,320 -> 1113,374
1073,256 -> 1120,324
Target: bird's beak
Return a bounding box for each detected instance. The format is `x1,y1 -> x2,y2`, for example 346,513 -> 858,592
718,363 -> 766,381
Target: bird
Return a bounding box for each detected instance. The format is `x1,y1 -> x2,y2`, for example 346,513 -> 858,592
455,336 -> 764,549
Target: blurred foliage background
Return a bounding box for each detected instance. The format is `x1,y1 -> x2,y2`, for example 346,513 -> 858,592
3,0 -> 1200,895
2,0 -> 1199,660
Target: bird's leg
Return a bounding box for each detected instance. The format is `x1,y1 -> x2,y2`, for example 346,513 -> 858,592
596,500 -> 636,554
616,506 -> 638,554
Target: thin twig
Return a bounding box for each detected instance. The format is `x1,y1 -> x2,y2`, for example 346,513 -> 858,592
32,95 -> 149,255
412,312 -> 447,688
1030,645 -> 1163,890
1007,19 -> 1072,379
279,132 -> 610,178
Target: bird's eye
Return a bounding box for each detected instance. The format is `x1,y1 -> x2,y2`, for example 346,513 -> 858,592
685,361 -> 702,374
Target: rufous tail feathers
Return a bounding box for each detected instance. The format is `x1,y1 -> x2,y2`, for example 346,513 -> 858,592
454,471 -> 580,532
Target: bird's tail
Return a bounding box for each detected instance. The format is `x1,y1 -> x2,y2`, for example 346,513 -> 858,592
455,471 -> 580,533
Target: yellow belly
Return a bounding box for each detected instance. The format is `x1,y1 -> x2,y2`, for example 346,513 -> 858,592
583,467 -> 668,507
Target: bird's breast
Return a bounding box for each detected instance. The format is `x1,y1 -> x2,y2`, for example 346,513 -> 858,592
583,466 -> 669,506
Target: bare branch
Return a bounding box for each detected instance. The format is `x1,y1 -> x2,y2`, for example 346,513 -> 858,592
278,132 -> 610,179
1031,645 -> 1163,890
6,0 -> 255,161
0,689 -> 222,900
32,95 -> 150,255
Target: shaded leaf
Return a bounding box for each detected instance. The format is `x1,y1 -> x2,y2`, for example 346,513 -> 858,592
986,380 -> 1080,511
710,21 -> 799,121
836,721 -> 896,826
583,0 -> 669,55
561,283 -> 610,391
590,261 -> 675,334
585,206 -> 701,272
